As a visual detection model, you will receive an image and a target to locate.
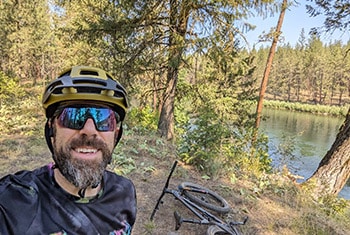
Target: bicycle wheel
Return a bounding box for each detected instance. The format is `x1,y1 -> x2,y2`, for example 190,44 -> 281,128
179,182 -> 230,214
206,225 -> 240,235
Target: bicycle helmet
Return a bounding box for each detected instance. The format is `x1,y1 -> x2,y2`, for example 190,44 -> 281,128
42,66 -> 129,154
42,65 -> 129,120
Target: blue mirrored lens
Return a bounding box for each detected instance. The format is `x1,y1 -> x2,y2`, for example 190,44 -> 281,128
58,107 -> 119,131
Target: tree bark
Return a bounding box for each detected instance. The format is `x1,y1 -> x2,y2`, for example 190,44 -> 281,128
255,0 -> 288,129
158,66 -> 178,140
157,0 -> 189,140
304,107 -> 350,197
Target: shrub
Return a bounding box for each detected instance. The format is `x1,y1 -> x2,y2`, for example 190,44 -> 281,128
0,72 -> 43,136
0,71 -> 25,103
177,107 -> 271,178
126,106 -> 158,133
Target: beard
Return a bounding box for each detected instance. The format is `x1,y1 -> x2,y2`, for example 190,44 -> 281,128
53,135 -> 112,190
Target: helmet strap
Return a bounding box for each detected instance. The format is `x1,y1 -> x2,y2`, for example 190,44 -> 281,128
45,120 -> 55,154
115,124 -> 123,146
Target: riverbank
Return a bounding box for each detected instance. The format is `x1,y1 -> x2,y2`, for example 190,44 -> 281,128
260,107 -> 350,199
263,100 -> 349,117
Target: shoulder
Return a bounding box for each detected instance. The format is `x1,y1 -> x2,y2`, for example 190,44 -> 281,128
0,165 -> 50,191
103,171 -> 137,205
0,165 -> 52,201
0,165 -> 51,232
104,171 -> 136,194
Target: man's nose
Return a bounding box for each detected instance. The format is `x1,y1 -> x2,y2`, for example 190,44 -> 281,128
79,118 -> 98,135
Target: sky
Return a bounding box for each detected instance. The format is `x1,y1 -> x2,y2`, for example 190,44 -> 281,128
244,2 -> 350,48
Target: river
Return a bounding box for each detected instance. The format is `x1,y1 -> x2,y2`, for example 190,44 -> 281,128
260,108 -> 349,199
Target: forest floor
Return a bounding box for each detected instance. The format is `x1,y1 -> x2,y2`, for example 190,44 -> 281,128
1,133 -> 350,235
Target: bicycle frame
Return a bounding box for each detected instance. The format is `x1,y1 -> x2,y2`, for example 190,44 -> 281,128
150,160 -> 246,234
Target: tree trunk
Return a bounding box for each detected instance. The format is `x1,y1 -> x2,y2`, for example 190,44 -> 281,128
157,0 -> 190,140
255,0 -> 288,129
158,66 -> 178,140
296,76 -> 300,102
318,71 -> 323,104
304,107 -> 350,197
339,91 -> 343,105
152,75 -> 158,112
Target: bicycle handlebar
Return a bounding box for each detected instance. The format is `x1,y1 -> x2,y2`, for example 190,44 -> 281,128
150,160 -> 178,220
163,160 -> 178,190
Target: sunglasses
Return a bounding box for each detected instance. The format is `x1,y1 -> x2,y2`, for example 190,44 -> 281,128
57,106 -> 120,132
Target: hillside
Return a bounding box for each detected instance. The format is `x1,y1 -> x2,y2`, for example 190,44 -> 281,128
1,132 -> 350,234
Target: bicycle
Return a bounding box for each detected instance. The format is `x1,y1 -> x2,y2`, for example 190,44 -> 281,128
150,160 -> 248,235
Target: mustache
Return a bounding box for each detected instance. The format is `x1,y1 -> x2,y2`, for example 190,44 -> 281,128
69,135 -> 107,150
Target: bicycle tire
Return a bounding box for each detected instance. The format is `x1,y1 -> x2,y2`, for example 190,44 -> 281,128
179,182 -> 230,214
206,225 -> 240,235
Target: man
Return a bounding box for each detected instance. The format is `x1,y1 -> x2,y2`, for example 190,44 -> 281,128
0,66 -> 137,234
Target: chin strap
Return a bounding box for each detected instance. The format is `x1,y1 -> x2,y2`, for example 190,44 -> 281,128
78,188 -> 87,198
78,182 -> 100,198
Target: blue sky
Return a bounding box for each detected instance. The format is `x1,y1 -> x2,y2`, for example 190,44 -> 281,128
244,2 -> 350,47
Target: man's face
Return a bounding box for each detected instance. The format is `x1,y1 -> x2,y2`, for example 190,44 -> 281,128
51,105 -> 119,189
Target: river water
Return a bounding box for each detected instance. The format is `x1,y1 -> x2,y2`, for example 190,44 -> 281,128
260,108 -> 349,199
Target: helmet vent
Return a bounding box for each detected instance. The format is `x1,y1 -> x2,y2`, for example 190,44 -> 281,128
80,70 -> 99,76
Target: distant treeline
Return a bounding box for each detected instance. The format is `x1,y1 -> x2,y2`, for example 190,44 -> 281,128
252,32 -> 350,106
0,0 -> 349,109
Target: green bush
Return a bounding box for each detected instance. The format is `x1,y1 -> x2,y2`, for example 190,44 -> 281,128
0,72 -> 44,136
0,94 -> 43,136
0,71 -> 25,103
177,107 -> 271,178
126,106 -> 158,133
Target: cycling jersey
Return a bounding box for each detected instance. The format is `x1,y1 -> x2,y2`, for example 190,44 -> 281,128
0,163 -> 137,235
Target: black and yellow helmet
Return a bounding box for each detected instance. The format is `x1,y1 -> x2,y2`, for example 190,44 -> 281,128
42,66 -> 129,120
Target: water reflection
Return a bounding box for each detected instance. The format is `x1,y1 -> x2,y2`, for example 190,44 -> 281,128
260,108 -> 349,198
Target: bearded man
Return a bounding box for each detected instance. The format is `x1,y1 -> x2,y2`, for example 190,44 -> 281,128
0,66 -> 137,234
